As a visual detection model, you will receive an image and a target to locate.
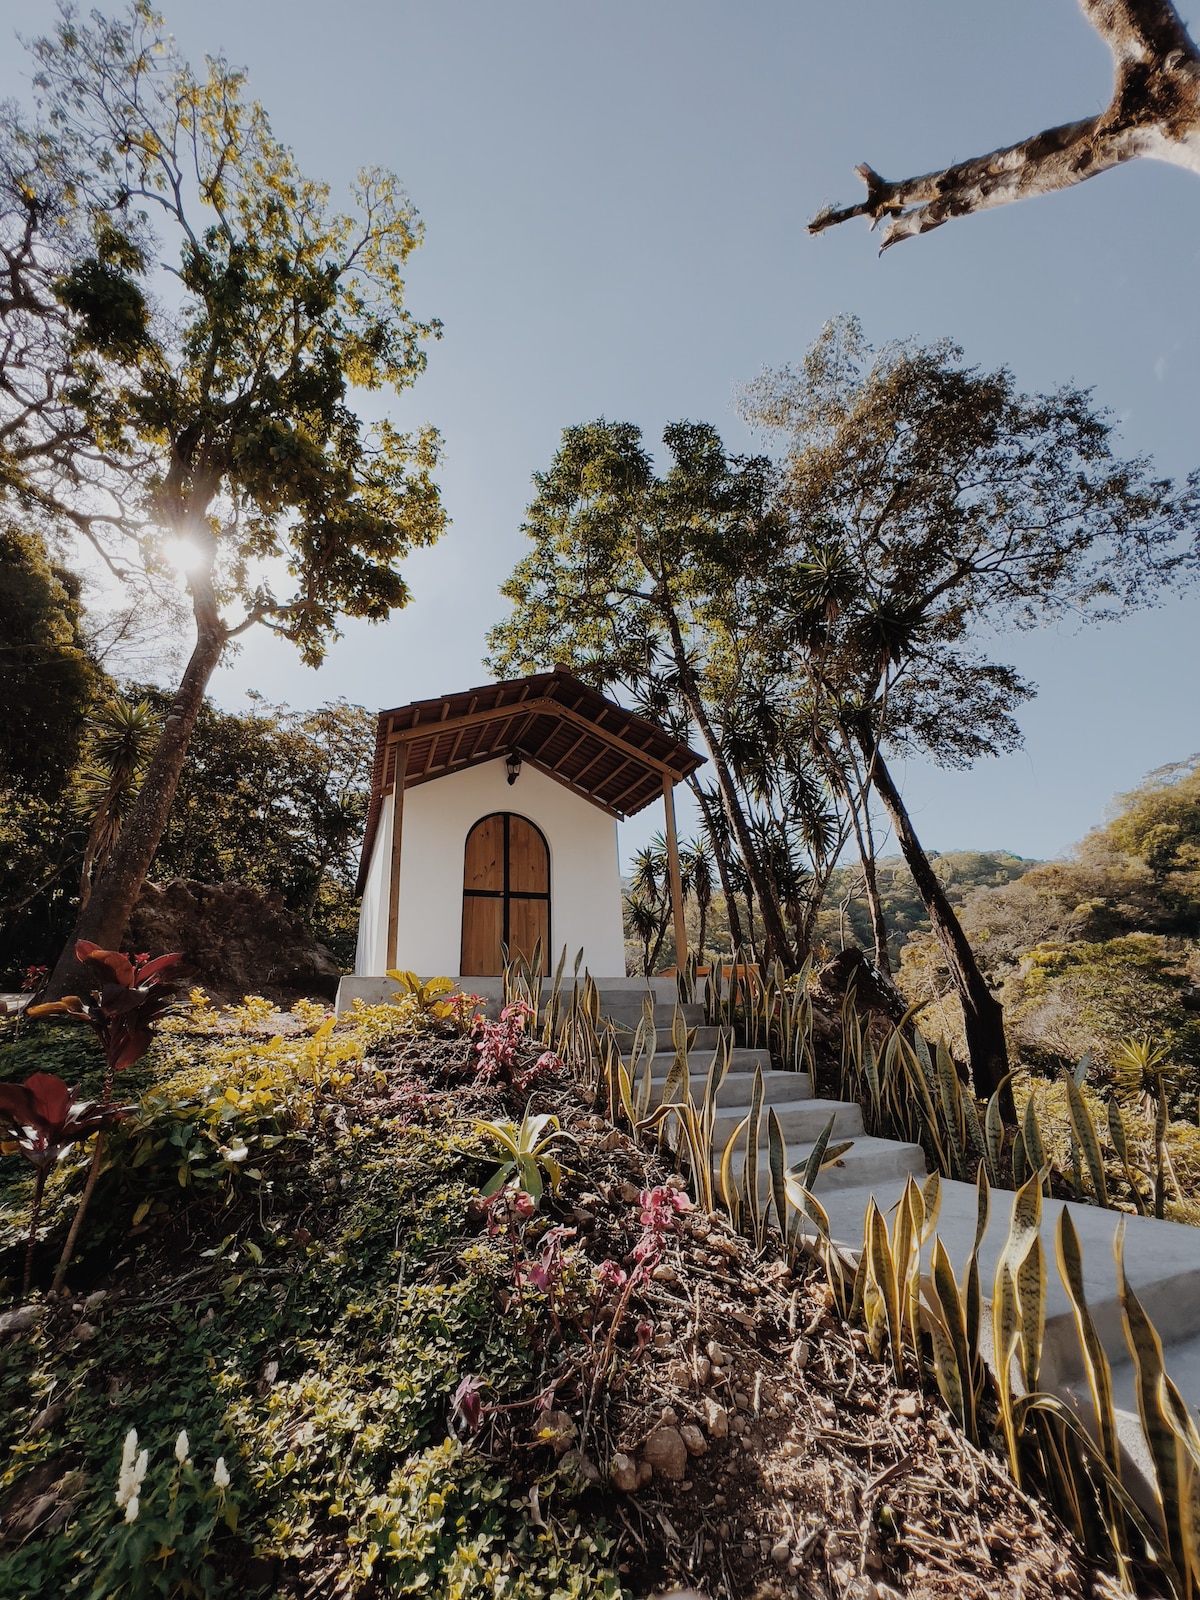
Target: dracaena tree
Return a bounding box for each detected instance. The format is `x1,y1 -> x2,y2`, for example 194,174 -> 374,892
487,418 -> 847,972
0,5 -> 445,995
740,316 -> 1200,1104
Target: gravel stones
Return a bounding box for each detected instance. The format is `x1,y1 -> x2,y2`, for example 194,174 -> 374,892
680,1422 -> 707,1456
702,1398 -> 729,1437
643,1426 -> 688,1480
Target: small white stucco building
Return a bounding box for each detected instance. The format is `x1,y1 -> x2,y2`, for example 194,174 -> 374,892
348,666 -> 704,985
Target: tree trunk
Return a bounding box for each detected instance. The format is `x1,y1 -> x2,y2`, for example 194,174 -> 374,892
680,684 -> 794,967
46,574 -> 226,997
658,604 -> 795,967
691,780 -> 745,953
78,778 -> 121,909
855,834 -> 891,976
862,738 -> 1015,1118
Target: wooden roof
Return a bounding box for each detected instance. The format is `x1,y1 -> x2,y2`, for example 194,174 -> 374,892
355,666 -> 705,892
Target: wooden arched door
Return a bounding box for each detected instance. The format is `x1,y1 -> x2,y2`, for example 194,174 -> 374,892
460,813 -> 550,975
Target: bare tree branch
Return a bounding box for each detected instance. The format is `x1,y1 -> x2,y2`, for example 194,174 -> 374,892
810,0 -> 1200,248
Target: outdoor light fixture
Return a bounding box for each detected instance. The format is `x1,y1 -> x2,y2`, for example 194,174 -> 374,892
505,750 -> 523,786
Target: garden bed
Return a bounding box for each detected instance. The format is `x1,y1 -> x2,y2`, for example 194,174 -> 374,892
0,1002 -> 1117,1597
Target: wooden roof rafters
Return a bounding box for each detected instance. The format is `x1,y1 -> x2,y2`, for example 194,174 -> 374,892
355,666 -> 705,893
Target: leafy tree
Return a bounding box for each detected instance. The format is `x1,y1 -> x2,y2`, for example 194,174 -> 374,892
945,759 -> 1200,978
740,315 -> 1199,1102
817,850 -> 1035,968
0,523 -> 99,797
1104,756 -> 1200,915
488,418 -> 841,970
146,694 -> 376,964
0,6 -> 445,995
1005,936 -> 1200,1110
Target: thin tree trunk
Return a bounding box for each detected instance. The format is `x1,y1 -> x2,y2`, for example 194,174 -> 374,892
862,737 -> 1014,1118
854,830 -> 891,976
658,604 -> 795,967
23,1167 -> 47,1295
47,572 -> 226,997
78,778 -> 121,909
690,780 -> 745,953
52,1132 -> 104,1291
819,732 -> 892,974
680,685 -> 794,967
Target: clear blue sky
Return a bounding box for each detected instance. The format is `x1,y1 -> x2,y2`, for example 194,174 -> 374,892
5,1 -> 1199,866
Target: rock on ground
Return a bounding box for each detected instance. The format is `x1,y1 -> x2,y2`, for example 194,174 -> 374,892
128,879 -> 341,1005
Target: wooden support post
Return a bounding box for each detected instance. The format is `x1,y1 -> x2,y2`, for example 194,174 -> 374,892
385,747 -> 407,971
662,774 -> 688,973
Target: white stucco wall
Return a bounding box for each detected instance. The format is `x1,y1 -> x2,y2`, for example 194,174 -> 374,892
354,796 -> 392,976
354,756 -> 627,977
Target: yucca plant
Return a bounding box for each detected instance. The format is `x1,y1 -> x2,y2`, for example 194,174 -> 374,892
1113,1036 -> 1175,1219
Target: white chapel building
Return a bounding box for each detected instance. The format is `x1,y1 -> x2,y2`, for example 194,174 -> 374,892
343,666 -> 704,998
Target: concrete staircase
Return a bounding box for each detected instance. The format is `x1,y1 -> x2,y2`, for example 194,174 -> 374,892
596,981 -> 1200,1504
339,973 -> 1200,1490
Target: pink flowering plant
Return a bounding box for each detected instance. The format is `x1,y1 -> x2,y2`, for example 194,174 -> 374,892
471,1002 -> 562,1092
587,1185 -> 692,1405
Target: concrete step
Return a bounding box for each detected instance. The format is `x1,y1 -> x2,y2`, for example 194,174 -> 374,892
712,1097 -> 863,1147
611,1024 -> 728,1051
621,1048 -> 775,1079
729,1134 -> 927,1193
599,1003 -> 704,1030
635,1067 -> 812,1110
810,1173 -> 1200,1509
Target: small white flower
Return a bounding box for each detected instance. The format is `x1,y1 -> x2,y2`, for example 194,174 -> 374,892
124,1494 -> 140,1524
175,1430 -> 190,1463
115,1429 -> 142,1509
212,1457 -> 230,1490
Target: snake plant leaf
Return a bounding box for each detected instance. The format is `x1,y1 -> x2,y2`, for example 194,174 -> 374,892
767,1107 -> 790,1255
867,1199 -> 903,1379
742,1066 -> 766,1249
616,1061 -> 636,1129
992,1170 -> 1044,1484
930,1236 -> 974,1436
935,1039 -> 966,1180
1116,1219 -> 1192,1588
1012,1126 -> 1028,1190
1063,1070 -> 1109,1209
1017,1232 -> 1047,1394
800,1113 -> 837,1193
920,1171 -> 943,1243
984,1074 -> 1011,1188
964,1167 -> 990,1380
719,1114 -> 749,1220
1057,1209 -> 1122,1478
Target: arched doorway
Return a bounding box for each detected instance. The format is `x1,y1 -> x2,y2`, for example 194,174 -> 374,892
460,813 -> 550,975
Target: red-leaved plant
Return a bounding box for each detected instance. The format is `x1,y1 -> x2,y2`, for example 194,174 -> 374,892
0,1073 -> 127,1292
471,1003 -> 561,1093
26,942 -> 190,1289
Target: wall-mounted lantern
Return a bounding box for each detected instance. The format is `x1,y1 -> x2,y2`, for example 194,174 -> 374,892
505,749 -> 523,786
